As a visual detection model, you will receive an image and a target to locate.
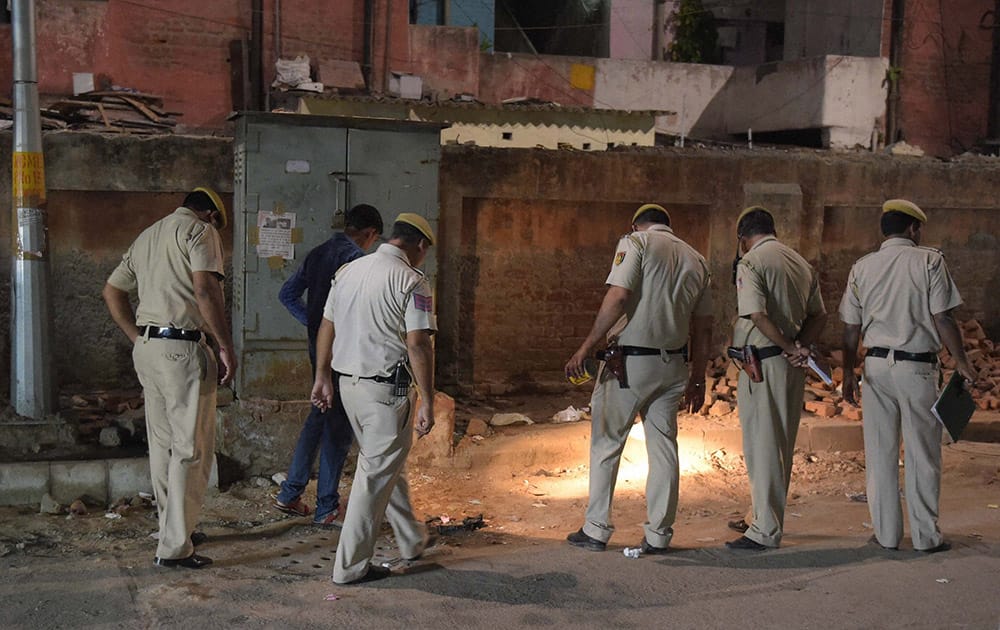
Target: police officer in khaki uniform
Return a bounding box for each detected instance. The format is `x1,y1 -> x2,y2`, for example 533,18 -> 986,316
312,213 -> 436,585
839,200 -> 976,553
103,188 -> 236,569
727,206 -> 826,551
565,204 -> 713,553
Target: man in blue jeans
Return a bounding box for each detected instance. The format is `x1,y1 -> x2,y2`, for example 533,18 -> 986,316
274,204 -> 384,526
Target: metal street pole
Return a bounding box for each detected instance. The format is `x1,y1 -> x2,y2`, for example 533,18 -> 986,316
11,0 -> 56,419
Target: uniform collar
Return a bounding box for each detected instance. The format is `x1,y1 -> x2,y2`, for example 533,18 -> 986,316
748,235 -> 778,252
644,224 -> 674,235
880,237 -> 916,249
173,206 -> 201,221
377,242 -> 411,264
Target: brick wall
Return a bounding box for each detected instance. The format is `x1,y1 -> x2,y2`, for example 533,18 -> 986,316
438,146 -> 1000,395
895,0 -> 994,155
0,0 -> 370,129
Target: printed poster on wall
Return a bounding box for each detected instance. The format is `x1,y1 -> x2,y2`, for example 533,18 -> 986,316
257,211 -> 296,260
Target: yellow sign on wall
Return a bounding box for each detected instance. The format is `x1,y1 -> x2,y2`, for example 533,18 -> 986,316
569,64 -> 596,91
12,152 -> 46,207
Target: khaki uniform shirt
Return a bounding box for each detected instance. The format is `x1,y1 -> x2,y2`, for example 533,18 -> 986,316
838,237 -> 962,352
324,243 -> 436,377
107,207 -> 225,330
734,236 -> 825,347
605,224 -> 712,349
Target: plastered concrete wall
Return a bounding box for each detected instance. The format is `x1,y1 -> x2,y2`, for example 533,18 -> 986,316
478,53 -> 595,107
593,58 -> 733,138
0,132 -> 232,401
437,145 -> 1000,394
717,56 -> 888,147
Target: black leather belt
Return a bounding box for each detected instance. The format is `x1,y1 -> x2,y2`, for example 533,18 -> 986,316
757,346 -> 783,360
139,326 -> 203,342
866,347 -> 938,363
620,345 -> 688,356
335,371 -> 393,384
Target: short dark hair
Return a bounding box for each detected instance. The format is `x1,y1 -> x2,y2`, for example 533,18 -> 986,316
183,190 -> 218,214
633,208 -> 670,227
390,220 -> 427,246
345,203 -> 383,234
880,210 -> 921,236
737,209 -> 776,238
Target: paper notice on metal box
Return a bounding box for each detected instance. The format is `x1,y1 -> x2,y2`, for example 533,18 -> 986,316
257,211 -> 296,259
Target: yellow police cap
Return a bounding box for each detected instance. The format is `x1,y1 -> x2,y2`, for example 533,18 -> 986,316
395,212 -> 435,245
632,203 -> 670,225
737,205 -> 769,225
882,199 -> 927,223
193,186 -> 227,229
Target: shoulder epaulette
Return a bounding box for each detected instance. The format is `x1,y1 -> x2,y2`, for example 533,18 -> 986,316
916,245 -> 944,257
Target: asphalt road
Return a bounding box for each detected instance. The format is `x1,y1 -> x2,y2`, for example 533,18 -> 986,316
2,519 -> 999,629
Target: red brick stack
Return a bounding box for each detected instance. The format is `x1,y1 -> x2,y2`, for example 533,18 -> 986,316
943,319 -> 1000,411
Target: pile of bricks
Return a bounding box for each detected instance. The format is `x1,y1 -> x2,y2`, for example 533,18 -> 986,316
62,389 -> 144,440
945,319 -> 1000,411
701,357 -> 739,417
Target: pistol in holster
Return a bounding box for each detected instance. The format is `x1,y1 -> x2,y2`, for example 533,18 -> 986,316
391,359 -> 413,396
596,342 -> 629,389
727,345 -> 763,383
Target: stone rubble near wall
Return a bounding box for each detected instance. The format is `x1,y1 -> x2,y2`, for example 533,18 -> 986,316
699,318 -> 1000,420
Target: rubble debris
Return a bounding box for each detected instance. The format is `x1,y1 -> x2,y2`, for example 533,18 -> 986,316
552,405 -> 589,423
99,426 -> 123,447
489,413 -> 533,426
466,417 -> 490,436
39,493 -> 63,515
709,400 -> 732,417
41,91 -> 181,134
428,514 -> 485,535
271,472 -> 287,486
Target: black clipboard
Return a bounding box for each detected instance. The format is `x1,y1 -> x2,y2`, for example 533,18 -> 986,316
931,371 -> 976,442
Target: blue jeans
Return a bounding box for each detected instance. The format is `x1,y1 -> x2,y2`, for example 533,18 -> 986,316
277,366 -> 354,520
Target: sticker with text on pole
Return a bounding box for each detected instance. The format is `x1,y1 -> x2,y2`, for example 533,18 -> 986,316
12,152 -> 46,206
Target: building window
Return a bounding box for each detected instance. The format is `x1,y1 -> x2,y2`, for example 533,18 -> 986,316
502,131 -> 513,140
582,143 -> 591,150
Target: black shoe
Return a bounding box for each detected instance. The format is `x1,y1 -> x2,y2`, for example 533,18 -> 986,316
867,535 -> 898,551
154,553 -> 213,569
190,531 -> 208,547
341,565 -> 392,585
918,541 -> 951,554
567,528 -> 606,551
640,538 -> 670,555
725,536 -> 769,551
727,519 -> 750,533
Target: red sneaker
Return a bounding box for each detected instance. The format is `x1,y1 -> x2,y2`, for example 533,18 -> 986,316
273,497 -> 312,517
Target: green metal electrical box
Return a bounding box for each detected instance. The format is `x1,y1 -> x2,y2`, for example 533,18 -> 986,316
232,113 -> 443,399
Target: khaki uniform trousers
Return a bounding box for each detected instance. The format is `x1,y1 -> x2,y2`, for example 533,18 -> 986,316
333,377 -> 427,584
737,357 -> 805,548
132,335 -> 217,560
583,354 -> 688,548
861,356 -> 943,550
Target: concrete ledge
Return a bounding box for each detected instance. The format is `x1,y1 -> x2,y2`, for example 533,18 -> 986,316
50,461 -> 108,504
0,462 -> 50,505
108,459 -> 153,499
0,457 -> 150,507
